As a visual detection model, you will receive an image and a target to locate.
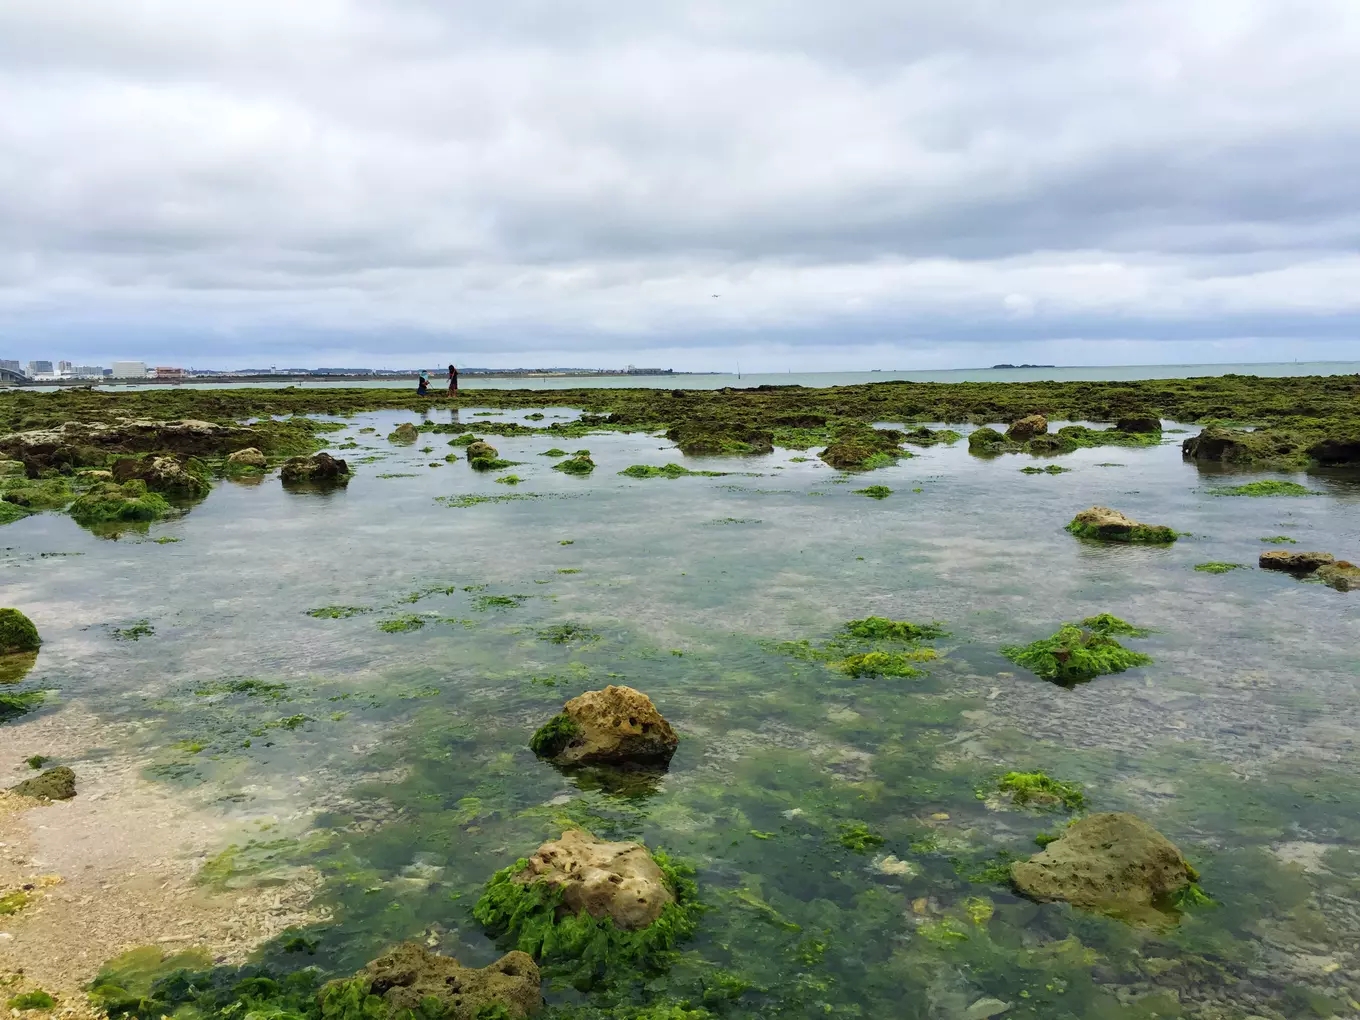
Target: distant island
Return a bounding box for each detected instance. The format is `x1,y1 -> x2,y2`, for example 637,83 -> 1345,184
991,363 -> 1055,369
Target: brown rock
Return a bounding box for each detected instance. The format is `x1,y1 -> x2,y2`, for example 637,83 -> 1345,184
1006,415 -> 1048,441
112,455 -> 210,497
280,452 -> 351,485
1011,812 -> 1194,923
1317,561 -> 1360,592
328,942 -> 540,1020
1116,416 -> 1161,433
227,447 -> 267,468
466,440 -> 500,460
555,685 -> 678,767
1259,550 -> 1335,573
389,422 -> 420,444
11,766 -> 76,801
515,829 -> 674,930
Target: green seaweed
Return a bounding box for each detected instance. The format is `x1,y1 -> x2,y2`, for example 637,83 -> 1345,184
553,455 -> 596,475
1079,613 -> 1150,637
472,850 -> 702,990
541,448 -> 569,457
997,771 -> 1086,811
529,713 -> 582,758
378,616 -> 426,633
494,474 -> 524,485
1208,480 -> 1320,497
1020,465 -> 1071,475
69,481 -> 172,528
538,623 -> 600,645
1002,618 -> 1152,685
841,617 -> 949,641
25,754 -> 50,769
0,608 -> 41,655
306,606 -> 373,619
7,991 -> 56,1011
618,464 -> 726,479
1064,518 -> 1178,544
1260,535 -> 1297,544
0,690 -> 44,723
836,822 -> 885,853
474,595 -> 529,611
832,650 -> 936,678
470,457 -> 518,471
111,619 -> 154,641
854,485 -> 892,499
1194,562 -> 1246,574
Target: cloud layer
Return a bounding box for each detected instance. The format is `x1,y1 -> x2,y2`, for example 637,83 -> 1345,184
2,0 -> 1359,368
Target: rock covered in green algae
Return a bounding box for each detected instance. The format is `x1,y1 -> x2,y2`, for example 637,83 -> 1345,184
280,452 -> 351,485
818,427 -> 907,470
473,829 -> 700,990
68,480 -> 172,527
1116,415 -> 1162,433
1179,423 -> 1352,468
0,608 -> 40,655
1011,812 -> 1196,923
1259,550 -> 1335,573
387,422 -> 419,443
1317,561 -> 1360,592
552,453 -> 595,475
1005,414 -> 1048,441
1002,614 -> 1151,686
1065,505 -> 1177,543
225,447 -> 267,470
11,766 -> 76,800
112,455 -> 211,498
531,685 -> 678,768
321,942 -> 542,1020
900,426 -> 962,446
665,421 -> 773,456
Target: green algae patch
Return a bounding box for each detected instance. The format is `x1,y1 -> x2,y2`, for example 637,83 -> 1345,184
7,990 -> 56,1011
1208,480 -> 1320,497
1195,562 -> 1246,574
378,616 -> 425,633
832,649 -> 937,679
306,605 -> 372,619
111,619 -> 154,641
1021,465 -> 1071,475
541,448 -> 569,457
529,712 -> 582,758
619,463 -> 727,479
470,457 -> 518,471
819,426 -> 910,470
0,690 -> 44,723
538,622 -> 600,645
0,889 -> 31,914
69,481 -> 172,530
842,617 -> 948,641
1065,507 -> 1178,544
854,485 -> 892,499
1080,613 -> 1151,637
89,945 -> 216,1016
1261,535 -> 1297,544
553,454 -> 596,475
495,474 -> 524,485
0,608 -> 41,655
1002,617 -> 1152,686
0,500 -> 31,525
836,821 -> 885,853
901,426 -> 962,446
997,771 -> 1085,811
472,851 -> 702,990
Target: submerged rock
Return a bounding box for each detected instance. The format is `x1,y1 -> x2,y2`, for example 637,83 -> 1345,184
967,427 -> 1010,454
226,447 -> 267,469
465,440 -> 499,461
0,608 -> 41,655
665,422 -> 773,456
11,765 -> 76,801
388,423 -> 419,444
1116,416 -> 1162,433
517,829 -> 675,930
68,481 -> 172,528
552,453 -> 595,475
531,685 -> 678,768
1317,561 -> 1360,592
324,942 -> 541,1020
280,452 -> 351,486
1065,506 -> 1177,544
1006,415 -> 1048,441
819,427 -> 906,470
1011,812 -> 1195,922
1259,550 -> 1335,573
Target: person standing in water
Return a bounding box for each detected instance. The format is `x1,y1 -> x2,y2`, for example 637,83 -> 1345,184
447,364 -> 459,396
416,371 -> 430,396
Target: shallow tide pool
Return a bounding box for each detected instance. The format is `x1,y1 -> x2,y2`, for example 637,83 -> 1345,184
4,408 -> 1360,1020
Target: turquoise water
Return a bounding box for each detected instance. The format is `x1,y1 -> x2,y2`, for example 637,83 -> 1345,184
4,409 -> 1360,1018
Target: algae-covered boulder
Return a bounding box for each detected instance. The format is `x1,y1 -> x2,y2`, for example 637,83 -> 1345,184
322,942 -> 541,1020
69,481 -> 172,528
280,452 -> 351,486
473,829 -> 700,989
1308,433 -> 1360,466
553,454 -> 595,476
819,427 -> 907,470
900,426 -> 962,447
531,685 -> 678,768
388,422 -> 419,444
1181,425 -> 1303,465
1002,614 -> 1151,686
1317,561 -> 1360,592
11,765 -> 76,801
1006,415 -> 1048,441
665,422 -> 773,457
226,447 -> 267,470
967,427 -> 1010,453
0,609 -> 41,656
1066,506 -> 1177,544
466,440 -> 499,461
1011,812 -> 1196,922
112,455 -> 210,498
1116,416 -> 1162,434
1259,550 -> 1335,573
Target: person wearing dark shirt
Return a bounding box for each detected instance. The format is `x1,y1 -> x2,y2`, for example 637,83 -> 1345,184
447,364 -> 459,395
416,371 -> 429,396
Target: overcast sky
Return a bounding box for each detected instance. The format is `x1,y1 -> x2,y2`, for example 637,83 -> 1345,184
2,1 -> 1359,371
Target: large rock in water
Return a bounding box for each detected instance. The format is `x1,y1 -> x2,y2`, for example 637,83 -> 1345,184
1006,415 -> 1048,441
388,422 -> 419,444
226,447 -> 267,469
1116,416 -> 1162,433
0,419 -> 268,475
1259,550 -> 1335,573
516,829 -> 674,930
280,452 -> 351,485
0,608 -> 41,655
1011,812 -> 1195,922
11,766 -> 76,801
465,440 -> 499,461
1066,506 -> 1177,543
112,455 -> 210,498
327,942 -> 540,1020
532,685 -> 678,767
1317,561 -> 1360,592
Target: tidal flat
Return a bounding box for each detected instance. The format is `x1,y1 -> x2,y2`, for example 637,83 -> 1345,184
1,380 -> 1359,1020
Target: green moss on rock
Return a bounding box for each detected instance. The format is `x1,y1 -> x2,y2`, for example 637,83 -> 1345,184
841,617 -> 948,641
1194,562 -> 1245,574
997,771 -> 1085,811
528,712 -> 582,758
68,482 -> 172,528
0,608 -> 41,655
10,765 -> 76,801
7,990 -> 56,1011
854,485 -> 892,499
553,454 -> 595,475
1208,479 -> 1319,497
618,463 -> 726,479
1065,506 -> 1177,544
1002,617 -> 1152,686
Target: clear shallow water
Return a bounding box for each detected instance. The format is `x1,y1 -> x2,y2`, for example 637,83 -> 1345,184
4,410 -> 1360,1018
29,359 -> 1360,392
